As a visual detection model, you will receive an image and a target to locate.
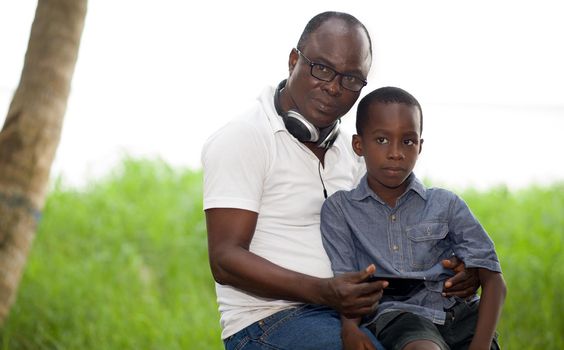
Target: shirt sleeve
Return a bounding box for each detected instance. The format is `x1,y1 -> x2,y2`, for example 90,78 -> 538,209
201,120 -> 270,213
448,194 -> 502,273
320,193 -> 359,275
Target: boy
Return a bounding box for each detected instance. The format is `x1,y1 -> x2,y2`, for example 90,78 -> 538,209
320,87 -> 506,350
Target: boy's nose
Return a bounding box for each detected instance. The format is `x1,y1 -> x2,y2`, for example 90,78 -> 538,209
387,143 -> 405,160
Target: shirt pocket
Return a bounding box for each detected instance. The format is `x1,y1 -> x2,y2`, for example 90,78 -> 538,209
406,222 -> 450,270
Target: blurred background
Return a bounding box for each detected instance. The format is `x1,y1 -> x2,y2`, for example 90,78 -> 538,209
0,1 -> 562,349
2,0 -> 563,190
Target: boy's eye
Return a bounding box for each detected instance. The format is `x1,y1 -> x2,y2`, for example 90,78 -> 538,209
376,137 -> 388,144
404,139 -> 415,146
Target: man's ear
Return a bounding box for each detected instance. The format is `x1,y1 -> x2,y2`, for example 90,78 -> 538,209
419,138 -> 424,155
352,134 -> 363,156
288,48 -> 299,74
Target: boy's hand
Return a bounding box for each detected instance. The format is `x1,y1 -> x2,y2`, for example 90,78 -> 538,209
441,256 -> 480,298
324,264 -> 387,319
342,328 -> 377,350
341,317 -> 377,350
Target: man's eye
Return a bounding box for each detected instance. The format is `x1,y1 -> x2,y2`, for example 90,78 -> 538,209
376,137 -> 388,144
404,139 -> 415,146
343,75 -> 359,83
316,64 -> 330,73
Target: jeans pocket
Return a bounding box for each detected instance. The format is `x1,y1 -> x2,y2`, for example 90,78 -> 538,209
225,308 -> 300,350
224,330 -> 251,350
256,307 -> 301,335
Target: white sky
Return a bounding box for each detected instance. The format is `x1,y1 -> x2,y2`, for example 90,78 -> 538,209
1,0 -> 563,190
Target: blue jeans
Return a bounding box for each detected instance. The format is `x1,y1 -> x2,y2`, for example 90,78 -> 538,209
224,304 -> 385,350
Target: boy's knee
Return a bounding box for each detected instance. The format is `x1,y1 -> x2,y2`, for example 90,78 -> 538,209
402,339 -> 442,350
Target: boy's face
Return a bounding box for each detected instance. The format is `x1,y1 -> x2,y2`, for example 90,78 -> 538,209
353,102 -> 423,197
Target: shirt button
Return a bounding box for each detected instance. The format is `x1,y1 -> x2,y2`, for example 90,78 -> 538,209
393,245 -> 399,251
391,215 -> 396,222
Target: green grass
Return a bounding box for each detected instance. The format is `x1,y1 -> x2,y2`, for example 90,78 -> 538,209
0,158 -> 562,349
1,158 -> 222,349
461,185 -> 564,348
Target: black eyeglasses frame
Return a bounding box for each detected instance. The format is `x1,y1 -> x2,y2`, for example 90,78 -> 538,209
295,49 -> 368,92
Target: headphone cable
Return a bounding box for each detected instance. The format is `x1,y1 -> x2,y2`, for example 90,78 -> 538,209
318,160 -> 328,199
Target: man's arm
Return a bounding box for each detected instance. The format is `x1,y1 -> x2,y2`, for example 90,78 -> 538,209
469,269 -> 506,350
205,207 -> 386,318
441,256 -> 480,297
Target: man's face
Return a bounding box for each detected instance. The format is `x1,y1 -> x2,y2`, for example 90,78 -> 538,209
353,102 -> 422,197
286,18 -> 372,128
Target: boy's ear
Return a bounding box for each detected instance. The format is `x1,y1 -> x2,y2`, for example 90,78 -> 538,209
419,138 -> 424,154
352,134 -> 363,156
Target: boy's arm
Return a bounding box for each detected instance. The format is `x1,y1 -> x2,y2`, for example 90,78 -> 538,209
445,194 -> 502,298
469,269 -> 507,350
341,316 -> 377,350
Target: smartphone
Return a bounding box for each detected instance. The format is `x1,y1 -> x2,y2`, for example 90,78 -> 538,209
366,274 -> 426,296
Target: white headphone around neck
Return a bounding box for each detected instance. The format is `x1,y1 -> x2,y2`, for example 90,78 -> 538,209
273,80 -> 340,150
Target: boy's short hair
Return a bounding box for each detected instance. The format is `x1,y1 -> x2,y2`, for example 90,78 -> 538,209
356,86 -> 423,135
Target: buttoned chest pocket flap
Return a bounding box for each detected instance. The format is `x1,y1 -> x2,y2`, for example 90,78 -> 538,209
406,222 -> 450,270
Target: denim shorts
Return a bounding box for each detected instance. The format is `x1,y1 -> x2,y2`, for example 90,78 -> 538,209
224,304 -> 385,350
368,300 -> 500,350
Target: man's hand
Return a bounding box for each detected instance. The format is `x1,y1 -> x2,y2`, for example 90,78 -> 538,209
323,264 -> 387,319
441,256 -> 480,298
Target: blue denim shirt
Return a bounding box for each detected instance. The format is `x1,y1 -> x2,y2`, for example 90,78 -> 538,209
320,173 -> 502,325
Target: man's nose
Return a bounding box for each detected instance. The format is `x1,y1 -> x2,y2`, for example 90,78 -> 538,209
324,76 -> 343,96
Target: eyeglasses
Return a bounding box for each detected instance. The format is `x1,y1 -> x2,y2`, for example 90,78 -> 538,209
296,49 -> 367,92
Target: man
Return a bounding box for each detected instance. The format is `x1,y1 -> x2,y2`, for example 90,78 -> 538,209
202,11 -> 477,350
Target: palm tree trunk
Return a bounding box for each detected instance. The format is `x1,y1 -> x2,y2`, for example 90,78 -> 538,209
0,0 -> 87,324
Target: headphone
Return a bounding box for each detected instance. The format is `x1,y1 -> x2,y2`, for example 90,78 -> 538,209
274,80 -> 340,150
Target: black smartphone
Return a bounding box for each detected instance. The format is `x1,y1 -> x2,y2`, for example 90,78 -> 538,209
366,274 -> 426,296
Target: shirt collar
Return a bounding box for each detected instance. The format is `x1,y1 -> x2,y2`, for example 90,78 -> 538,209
259,85 -> 286,134
351,172 -> 427,203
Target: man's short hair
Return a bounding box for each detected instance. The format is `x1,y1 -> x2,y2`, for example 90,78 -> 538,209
356,86 -> 423,135
297,11 -> 372,58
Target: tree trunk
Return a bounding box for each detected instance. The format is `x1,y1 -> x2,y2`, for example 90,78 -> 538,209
0,0 -> 87,324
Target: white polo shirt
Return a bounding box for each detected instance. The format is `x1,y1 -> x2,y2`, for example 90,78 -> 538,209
202,85 -> 365,339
